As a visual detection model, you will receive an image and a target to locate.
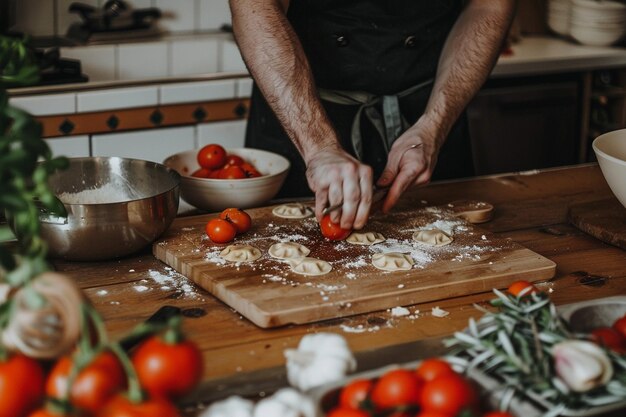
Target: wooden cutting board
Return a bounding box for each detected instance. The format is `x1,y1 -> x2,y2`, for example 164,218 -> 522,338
153,204 -> 556,328
569,198 -> 626,250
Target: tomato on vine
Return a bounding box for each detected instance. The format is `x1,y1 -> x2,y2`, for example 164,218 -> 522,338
131,333 -> 203,399
415,358 -> 455,383
338,378 -> 373,410
420,374 -> 477,415
96,394 -> 180,417
219,208 -> 252,234
0,354 -> 45,417
319,214 -> 352,241
46,350 -> 126,414
370,369 -> 423,410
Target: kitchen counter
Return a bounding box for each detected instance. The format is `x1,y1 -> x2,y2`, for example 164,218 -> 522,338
52,164 -> 626,407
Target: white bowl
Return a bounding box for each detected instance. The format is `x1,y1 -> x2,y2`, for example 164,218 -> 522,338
570,24 -> 625,46
163,148 -> 290,212
593,129 -> 626,209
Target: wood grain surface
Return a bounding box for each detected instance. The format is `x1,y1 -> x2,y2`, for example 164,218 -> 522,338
153,205 -> 555,328
568,198 -> 626,250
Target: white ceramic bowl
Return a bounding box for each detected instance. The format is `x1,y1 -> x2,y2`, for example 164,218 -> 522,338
163,148 -> 290,212
593,129 -> 626,209
570,24 -> 625,46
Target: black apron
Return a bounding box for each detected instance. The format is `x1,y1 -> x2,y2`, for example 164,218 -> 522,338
245,0 -> 474,198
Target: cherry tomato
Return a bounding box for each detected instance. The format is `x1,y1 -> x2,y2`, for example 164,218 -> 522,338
197,144 -> 227,170
414,411 -> 454,417
613,315 -> 626,339
27,410 -> 75,417
370,369 -> 423,410
240,162 -> 262,178
326,408 -> 370,417
225,154 -> 245,166
46,351 -> 126,414
97,395 -> 180,417
208,169 -> 222,179
483,412 -> 516,417
0,354 -> 45,417
319,214 -> 352,241
219,208 -> 252,234
205,218 -> 237,243
507,280 -> 537,297
338,379 -> 373,410
591,327 -> 626,353
420,374 -> 477,416
191,168 -> 212,178
218,165 -> 246,179
132,335 -> 203,399
416,358 -> 455,383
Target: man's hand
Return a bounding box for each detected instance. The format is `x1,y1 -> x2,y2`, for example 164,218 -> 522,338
376,119 -> 440,213
306,146 -> 373,230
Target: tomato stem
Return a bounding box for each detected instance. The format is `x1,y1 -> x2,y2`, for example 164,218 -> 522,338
163,315 -> 183,345
109,341 -> 144,404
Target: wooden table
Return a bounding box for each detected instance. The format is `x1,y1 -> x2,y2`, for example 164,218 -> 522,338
53,164 -> 626,407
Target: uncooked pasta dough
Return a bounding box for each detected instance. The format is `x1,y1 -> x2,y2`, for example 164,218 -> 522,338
412,228 -> 453,247
268,242 -> 311,260
345,231 -> 385,246
220,245 -> 262,263
371,252 -> 414,271
272,203 -> 314,219
289,257 -> 332,276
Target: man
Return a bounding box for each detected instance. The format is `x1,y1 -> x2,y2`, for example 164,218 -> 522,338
230,0 -> 515,230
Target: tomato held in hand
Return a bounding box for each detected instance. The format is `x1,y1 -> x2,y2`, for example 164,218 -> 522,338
421,374 -> 477,416
219,208 -> 252,234
197,144 -> 227,170
97,395 -> 180,417
507,280 -> 537,297
613,315 -> 626,339
415,358 -> 455,383
326,407 -> 370,417
320,214 -> 352,241
218,165 -> 246,179
591,327 -> 626,354
46,351 -> 126,414
0,354 -> 45,417
370,369 -> 423,410
132,335 -> 203,399
338,378 -> 373,410
205,218 -> 237,243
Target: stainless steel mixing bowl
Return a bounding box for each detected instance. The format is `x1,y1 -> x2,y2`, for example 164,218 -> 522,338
40,157 -> 180,261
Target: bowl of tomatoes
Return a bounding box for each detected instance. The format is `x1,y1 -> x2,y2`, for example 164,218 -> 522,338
163,144 -> 290,212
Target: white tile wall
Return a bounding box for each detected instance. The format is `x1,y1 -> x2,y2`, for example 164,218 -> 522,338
160,79 -> 236,104
60,45 -> 117,82
170,38 -> 220,76
46,136 -> 91,158
221,39 -> 247,73
155,0 -> 196,33
117,42 -> 168,80
10,93 -> 76,116
196,120 -> 247,149
77,86 -> 158,112
56,0 -> 99,37
91,126 -> 196,163
198,0 -> 231,32
236,77 -> 254,98
13,0 -> 55,37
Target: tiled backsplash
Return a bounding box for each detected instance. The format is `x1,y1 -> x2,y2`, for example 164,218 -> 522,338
13,0 -> 232,38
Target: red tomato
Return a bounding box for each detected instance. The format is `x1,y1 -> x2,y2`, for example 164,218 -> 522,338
205,218 -> 237,243
97,395 -> 180,417
338,379 -> 373,410
191,168 -> 212,178
420,374 -> 477,416
132,336 -> 203,399
219,208 -> 252,234
218,165 -> 246,179
27,410 -> 75,417
483,412 -> 516,417
240,162 -> 262,178
0,354 -> 45,417
507,280 -> 537,297
319,214 -> 352,241
591,327 -> 626,353
370,369 -> 423,410
414,411 -> 454,417
225,154 -> 245,166
415,358 -> 455,383
197,144 -> 227,170
326,408 -> 370,417
46,351 -> 126,414
613,315 -> 626,339
208,169 -> 222,179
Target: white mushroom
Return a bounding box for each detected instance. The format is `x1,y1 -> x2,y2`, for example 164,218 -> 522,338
253,388 -> 315,417
553,340 -> 613,392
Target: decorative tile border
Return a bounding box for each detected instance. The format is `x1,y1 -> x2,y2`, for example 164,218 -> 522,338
37,98 -> 249,138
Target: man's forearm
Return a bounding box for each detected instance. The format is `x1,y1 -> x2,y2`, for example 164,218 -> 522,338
229,0 -> 341,162
421,0 -> 516,142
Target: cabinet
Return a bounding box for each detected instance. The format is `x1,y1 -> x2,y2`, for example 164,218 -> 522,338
467,74 -> 582,175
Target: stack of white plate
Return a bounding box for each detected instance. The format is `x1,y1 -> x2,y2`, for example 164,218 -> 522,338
547,0 -> 572,36
570,0 -> 626,46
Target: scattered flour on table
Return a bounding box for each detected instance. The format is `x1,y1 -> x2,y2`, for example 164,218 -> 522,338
133,285 -> 149,292
431,306 -> 450,318
340,324 -> 381,333
391,306 -> 410,317
146,269 -> 204,300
